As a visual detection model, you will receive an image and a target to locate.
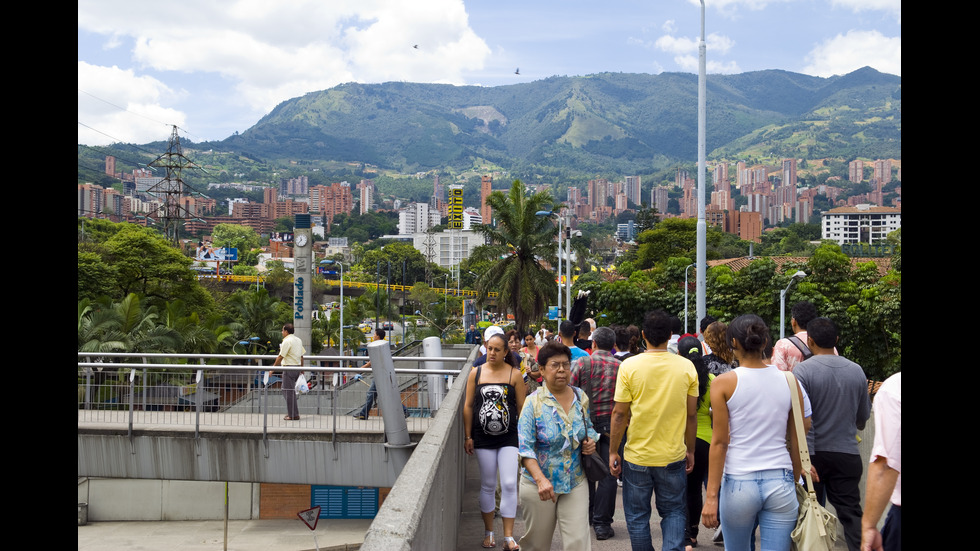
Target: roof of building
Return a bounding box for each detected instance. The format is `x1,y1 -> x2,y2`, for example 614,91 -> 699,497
825,204 -> 901,214
707,255 -> 893,276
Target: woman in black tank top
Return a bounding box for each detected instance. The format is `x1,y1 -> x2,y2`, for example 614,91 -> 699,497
464,333 -> 527,551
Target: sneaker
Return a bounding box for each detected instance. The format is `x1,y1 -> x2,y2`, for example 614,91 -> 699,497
353,414 -> 367,420
594,525 -> 614,540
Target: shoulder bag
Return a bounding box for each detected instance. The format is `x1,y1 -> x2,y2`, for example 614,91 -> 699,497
576,388 -> 609,483
784,372 -> 838,551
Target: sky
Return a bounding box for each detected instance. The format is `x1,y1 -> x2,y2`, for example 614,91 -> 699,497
78,0 -> 901,147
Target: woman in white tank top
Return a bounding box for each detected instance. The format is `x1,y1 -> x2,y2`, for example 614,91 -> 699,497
700,314 -> 804,551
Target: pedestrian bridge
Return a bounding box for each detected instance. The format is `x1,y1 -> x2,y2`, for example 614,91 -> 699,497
79,340 -> 477,549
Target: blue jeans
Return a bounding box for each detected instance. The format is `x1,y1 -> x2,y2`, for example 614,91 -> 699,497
622,459 -> 687,551
358,381 -> 408,418
719,469 -> 797,551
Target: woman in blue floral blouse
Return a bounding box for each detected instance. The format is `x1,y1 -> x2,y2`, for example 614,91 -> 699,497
517,341 -> 600,551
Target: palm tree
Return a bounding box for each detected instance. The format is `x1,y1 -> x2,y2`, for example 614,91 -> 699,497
472,179 -> 559,333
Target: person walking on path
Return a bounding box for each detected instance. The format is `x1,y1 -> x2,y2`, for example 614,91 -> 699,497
570,326 -> 622,541
794,317 -> 871,551
609,310 -> 699,551
861,372 -> 901,551
464,333 -> 527,551
700,314 -> 804,551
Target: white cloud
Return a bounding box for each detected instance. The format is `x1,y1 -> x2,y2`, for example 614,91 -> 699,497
802,30 -> 901,77
78,61 -> 186,146
831,0 -> 901,20
77,0 -> 490,143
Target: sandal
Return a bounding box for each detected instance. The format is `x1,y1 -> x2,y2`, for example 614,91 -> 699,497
482,531 -> 496,548
502,536 -> 520,551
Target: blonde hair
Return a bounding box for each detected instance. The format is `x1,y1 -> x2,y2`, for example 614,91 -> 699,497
703,321 -> 734,364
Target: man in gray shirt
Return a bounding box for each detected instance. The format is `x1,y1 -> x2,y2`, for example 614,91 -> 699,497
793,317 -> 871,551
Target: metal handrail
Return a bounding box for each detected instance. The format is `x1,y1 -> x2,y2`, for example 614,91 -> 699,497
77,351 -> 470,446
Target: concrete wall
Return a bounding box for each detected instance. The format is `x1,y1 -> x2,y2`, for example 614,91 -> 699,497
360,345 -> 477,551
78,478 -> 259,521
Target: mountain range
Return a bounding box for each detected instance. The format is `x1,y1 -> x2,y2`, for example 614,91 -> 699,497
214,66 -> 900,176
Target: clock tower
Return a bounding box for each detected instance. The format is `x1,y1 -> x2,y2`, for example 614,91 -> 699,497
292,214 -> 313,356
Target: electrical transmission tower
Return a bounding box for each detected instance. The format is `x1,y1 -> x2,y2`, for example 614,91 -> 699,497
147,126 -> 200,245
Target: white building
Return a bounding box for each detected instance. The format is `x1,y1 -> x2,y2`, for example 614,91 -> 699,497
411,230 -> 484,269
821,204 -> 901,245
398,202 -> 441,235
462,207 -> 483,230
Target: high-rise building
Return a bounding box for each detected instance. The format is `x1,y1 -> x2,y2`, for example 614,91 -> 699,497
588,178 -> 610,209
848,160 -> 864,183
480,175 -> 493,225
78,184 -> 104,217
713,163 -> 730,195
357,179 -> 375,215
873,159 -> 892,185
105,156 -> 116,177
310,183 -> 352,227
398,202 -> 441,235
624,176 -> 641,205
651,186 -> 669,215
781,159 -> 797,188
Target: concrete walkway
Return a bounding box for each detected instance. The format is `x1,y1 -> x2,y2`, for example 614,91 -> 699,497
456,451 -> 850,550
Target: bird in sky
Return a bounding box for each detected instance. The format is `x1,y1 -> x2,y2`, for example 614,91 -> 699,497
413,44 -> 419,49
514,68 -> 520,75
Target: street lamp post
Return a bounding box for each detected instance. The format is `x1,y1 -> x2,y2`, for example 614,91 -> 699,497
684,263 -> 695,333
536,210 -> 563,322
320,260 -> 345,369
779,271 -> 807,339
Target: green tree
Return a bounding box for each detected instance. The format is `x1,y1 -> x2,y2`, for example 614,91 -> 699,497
211,223 -> 261,265
471,179 -> 559,333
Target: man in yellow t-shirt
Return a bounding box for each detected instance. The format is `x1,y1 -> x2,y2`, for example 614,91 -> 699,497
609,310 -> 698,551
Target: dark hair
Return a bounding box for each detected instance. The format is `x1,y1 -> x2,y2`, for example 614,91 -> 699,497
485,333 -> 518,367
505,329 -> 521,342
642,310 -> 672,347
670,316 -> 683,334
806,317 -> 838,349
678,336 -> 709,407
591,326 -> 616,351
628,325 -> 643,354
613,324 -> 631,352
699,315 -> 717,334
283,323 -> 295,334
559,320 -> 577,338
537,341 -> 571,369
727,314 -> 770,357
375,328 -> 386,339
791,301 -> 818,330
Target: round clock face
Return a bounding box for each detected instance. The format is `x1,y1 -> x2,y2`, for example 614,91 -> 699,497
296,234 -> 308,246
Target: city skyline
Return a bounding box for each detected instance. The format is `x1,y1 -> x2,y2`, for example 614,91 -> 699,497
78,0 -> 900,147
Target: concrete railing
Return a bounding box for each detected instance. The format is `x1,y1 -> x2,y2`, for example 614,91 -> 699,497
360,344 -> 479,551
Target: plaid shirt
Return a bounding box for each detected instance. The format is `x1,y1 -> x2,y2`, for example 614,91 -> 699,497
570,349 -> 621,420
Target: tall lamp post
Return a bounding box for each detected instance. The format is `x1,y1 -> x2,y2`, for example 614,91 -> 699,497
779,271 -> 807,339
320,260 -> 344,368
696,0 -> 707,329
536,210 -> 564,322
684,263 -> 696,334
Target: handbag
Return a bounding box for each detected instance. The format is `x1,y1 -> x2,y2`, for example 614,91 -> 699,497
784,372 -> 838,551
295,372 -> 310,394
576,388 -> 609,483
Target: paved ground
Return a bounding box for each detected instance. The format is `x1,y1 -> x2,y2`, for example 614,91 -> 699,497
79,451 -> 851,551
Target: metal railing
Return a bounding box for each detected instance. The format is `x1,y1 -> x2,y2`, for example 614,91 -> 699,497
77,351 -> 468,442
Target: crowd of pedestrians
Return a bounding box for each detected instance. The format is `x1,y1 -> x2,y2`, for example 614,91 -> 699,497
460,300 -> 898,551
